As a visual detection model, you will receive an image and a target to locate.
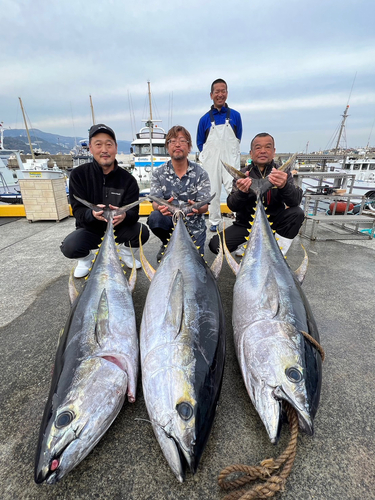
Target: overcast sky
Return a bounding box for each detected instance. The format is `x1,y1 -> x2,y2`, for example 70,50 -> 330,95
2,0 -> 375,153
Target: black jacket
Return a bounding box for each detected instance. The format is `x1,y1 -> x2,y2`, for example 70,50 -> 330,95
227,160 -> 302,227
69,159 -> 140,234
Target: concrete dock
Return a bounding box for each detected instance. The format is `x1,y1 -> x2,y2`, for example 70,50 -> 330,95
0,215 -> 374,500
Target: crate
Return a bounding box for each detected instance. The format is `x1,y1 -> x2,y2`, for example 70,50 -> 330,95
18,178 -> 70,222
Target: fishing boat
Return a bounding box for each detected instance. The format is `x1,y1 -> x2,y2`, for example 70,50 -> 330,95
299,105 -> 375,204
0,157 -> 22,203
130,82 -> 169,193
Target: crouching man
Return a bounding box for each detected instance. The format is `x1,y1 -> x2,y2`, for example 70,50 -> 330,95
61,123 -> 149,277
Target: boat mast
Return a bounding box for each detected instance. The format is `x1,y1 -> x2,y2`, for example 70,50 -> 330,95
145,81 -> 154,174
89,95 -> 96,125
333,105 -> 349,155
18,97 -> 35,161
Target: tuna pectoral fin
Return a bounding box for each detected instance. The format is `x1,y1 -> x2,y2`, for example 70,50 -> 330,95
294,245 -> 309,285
164,270 -> 184,339
258,273 -> 280,319
94,289 -> 109,346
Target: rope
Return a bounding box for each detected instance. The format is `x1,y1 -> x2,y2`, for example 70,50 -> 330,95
218,404 -> 299,500
300,330 -> 325,362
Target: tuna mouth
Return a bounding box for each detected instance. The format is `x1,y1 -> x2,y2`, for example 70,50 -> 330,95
272,386 -> 313,436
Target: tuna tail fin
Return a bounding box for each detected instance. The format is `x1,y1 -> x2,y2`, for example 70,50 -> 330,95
220,161 -> 272,198
114,198 -> 143,216
147,194 -> 178,214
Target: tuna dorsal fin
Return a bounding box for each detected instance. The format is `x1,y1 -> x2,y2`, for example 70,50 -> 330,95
164,270 -> 184,339
94,288 -> 109,346
294,244 -> 309,285
222,222 -> 240,275
139,229 -> 155,281
68,267 -> 80,305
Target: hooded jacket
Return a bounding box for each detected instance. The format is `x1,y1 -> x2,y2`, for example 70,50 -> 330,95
69,159 -> 140,234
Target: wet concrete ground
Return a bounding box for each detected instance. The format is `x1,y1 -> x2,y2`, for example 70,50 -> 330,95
1,216 -> 374,500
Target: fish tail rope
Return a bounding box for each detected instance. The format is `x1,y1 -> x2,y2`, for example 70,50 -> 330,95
218,403 -> 299,500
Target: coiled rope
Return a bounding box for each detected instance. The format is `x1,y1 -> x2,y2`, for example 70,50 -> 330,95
218,404 -> 299,499
218,337 -> 325,499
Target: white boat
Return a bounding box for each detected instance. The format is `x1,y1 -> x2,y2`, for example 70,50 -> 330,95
130,82 -> 169,190
71,139 -> 92,167
325,155 -> 375,197
0,157 -> 22,203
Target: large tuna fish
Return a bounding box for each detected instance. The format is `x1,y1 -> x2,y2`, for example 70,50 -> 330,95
140,195 -> 225,482
35,197 -> 141,484
222,161 -> 323,444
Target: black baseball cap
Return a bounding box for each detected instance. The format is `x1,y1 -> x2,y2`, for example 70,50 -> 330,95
89,124 -> 117,143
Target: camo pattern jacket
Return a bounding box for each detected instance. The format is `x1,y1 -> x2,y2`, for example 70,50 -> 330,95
227,160 -> 303,227
150,160 -> 211,239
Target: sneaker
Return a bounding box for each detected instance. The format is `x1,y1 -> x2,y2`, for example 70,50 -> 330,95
235,244 -> 246,257
74,252 -> 94,278
157,244 -> 165,262
209,225 -> 218,232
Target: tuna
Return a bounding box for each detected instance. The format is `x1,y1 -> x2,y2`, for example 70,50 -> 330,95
139,195 -> 225,482
222,162 -> 323,443
34,197 -> 141,484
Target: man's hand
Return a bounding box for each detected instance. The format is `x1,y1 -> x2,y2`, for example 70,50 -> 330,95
236,171 -> 252,193
268,168 -> 287,188
92,204 -> 106,222
186,199 -> 208,216
110,204 -> 127,227
156,196 -> 174,216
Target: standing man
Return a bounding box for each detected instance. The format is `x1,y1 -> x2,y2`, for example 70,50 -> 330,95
147,125 -> 211,262
61,123 -> 149,277
197,78 -> 242,232
209,133 -> 304,256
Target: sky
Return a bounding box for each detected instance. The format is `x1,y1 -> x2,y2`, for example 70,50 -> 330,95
2,0 -> 375,153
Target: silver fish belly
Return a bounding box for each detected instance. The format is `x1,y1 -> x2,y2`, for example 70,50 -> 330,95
140,216 -> 225,482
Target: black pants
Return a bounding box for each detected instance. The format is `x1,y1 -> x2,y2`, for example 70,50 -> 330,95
209,206 -> 304,254
61,222 -> 150,259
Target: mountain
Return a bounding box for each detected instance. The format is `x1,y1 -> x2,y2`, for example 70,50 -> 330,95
3,129 -> 132,154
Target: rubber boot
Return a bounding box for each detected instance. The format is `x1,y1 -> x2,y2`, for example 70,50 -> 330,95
74,251 -> 94,278
275,233 -> 294,256
119,245 -> 141,269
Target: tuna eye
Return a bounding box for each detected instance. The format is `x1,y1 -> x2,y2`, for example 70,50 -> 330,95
286,367 -> 303,383
55,411 -> 74,428
176,402 -> 193,421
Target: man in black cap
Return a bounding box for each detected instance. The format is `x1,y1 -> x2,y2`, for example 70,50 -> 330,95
61,123 -> 149,277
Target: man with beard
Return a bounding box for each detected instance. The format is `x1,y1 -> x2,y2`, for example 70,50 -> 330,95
147,125 -> 211,262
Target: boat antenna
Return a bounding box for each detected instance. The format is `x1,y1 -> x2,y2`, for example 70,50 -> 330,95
18,97 -> 35,161
89,95 -> 96,125
147,81 -> 153,121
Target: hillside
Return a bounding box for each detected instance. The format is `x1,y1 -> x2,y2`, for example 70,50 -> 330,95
3,129 -> 132,154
